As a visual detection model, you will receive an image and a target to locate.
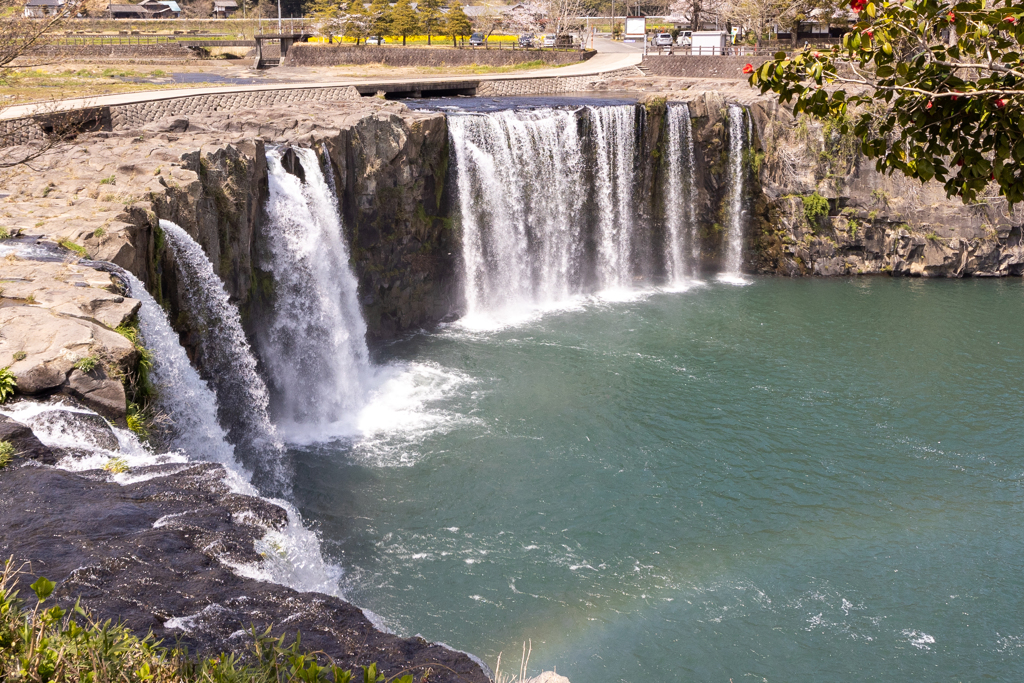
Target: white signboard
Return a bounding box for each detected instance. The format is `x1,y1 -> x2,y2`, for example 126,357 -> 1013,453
625,17 -> 646,38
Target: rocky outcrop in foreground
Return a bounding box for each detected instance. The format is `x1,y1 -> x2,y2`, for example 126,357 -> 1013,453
0,406 -> 488,683
0,257 -> 139,418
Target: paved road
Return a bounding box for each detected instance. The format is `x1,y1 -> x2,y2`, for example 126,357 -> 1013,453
591,35 -> 646,54
0,48 -> 643,120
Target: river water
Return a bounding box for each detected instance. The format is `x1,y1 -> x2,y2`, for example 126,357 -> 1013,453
287,276 -> 1024,682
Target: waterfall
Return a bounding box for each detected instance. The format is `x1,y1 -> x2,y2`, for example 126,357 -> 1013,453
591,105 -> 638,291
255,147 -> 372,431
723,105 -> 747,276
664,103 -> 699,283
159,219 -> 286,491
125,272 -> 244,476
448,105 -> 639,324
449,108 -> 587,321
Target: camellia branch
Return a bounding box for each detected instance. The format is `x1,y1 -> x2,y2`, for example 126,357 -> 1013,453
745,0 -> 1024,206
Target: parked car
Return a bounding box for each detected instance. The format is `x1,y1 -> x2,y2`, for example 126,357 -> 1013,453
469,32 -> 485,46
366,36 -> 385,44
653,32 -> 673,47
519,33 -> 535,47
542,34 -> 555,47
676,30 -> 692,46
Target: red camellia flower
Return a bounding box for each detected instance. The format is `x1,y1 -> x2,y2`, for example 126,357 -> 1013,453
1007,16 -> 1017,24
743,63 -> 754,74
991,173 -> 996,181
996,98 -> 1008,108
948,11 -> 956,21
850,0 -> 867,12
863,29 -> 874,38
926,101 -> 933,109
957,158 -> 964,167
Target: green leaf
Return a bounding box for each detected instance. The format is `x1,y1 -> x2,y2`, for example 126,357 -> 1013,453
866,2 -> 876,17
31,576 -> 55,601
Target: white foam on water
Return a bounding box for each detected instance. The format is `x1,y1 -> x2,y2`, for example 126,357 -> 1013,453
716,272 -> 753,286
901,629 -> 936,650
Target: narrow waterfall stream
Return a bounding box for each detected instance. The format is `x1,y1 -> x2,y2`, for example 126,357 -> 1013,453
723,105 -> 748,278
160,219 -> 286,491
126,272 -> 242,474
256,147 -> 372,433
591,105 -> 638,292
663,103 -> 699,284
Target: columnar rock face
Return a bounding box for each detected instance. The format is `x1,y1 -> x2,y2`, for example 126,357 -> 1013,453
0,100 -> 457,353
641,89 -> 1023,277
0,260 -> 140,417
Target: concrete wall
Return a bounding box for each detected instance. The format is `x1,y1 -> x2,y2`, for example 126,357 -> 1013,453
287,44 -> 593,67
640,55 -> 769,79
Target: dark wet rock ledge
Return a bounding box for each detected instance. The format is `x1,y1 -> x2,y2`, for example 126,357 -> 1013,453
0,412 -> 489,683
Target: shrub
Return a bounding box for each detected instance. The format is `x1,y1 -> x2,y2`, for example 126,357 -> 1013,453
13,351 -> 26,362
0,366 -> 15,403
0,441 -> 13,469
802,192 -> 830,224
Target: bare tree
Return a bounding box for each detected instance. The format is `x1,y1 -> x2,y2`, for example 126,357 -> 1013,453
544,0 -> 587,43
1,0 -> 90,168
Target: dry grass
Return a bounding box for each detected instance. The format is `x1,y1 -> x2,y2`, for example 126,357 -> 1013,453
494,640 -> 532,683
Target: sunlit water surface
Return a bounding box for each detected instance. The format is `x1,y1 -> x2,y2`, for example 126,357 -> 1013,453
289,277 -> 1024,682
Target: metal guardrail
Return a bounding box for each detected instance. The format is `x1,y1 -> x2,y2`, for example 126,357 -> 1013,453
647,45 -> 790,56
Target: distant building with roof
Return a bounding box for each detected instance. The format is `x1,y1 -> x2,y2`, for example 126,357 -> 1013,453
23,0 -> 65,18
107,0 -> 180,18
213,0 -> 238,18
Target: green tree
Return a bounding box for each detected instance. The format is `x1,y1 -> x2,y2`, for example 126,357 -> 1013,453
342,0 -> 368,45
419,0 -> 446,45
367,0 -> 393,41
308,0 -> 347,39
750,0 -> 1024,206
445,1 -> 473,47
390,0 -> 421,45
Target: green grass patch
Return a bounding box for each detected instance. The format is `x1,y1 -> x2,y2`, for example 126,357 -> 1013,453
58,238 -> 88,257
0,560 -> 413,683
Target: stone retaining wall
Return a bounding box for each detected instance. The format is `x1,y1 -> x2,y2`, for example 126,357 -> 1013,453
288,44 -> 593,67
109,86 -> 363,129
26,43 -> 197,59
640,55 -> 769,79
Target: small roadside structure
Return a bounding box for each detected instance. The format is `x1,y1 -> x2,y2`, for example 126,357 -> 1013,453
690,30 -> 728,55
23,0 -> 65,18
212,0 -> 237,18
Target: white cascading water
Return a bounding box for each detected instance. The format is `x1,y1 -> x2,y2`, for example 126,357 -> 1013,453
448,108 -> 587,322
663,103 -> 699,283
591,105 -> 638,292
449,105 -> 639,325
125,272 -> 244,475
723,105 -> 747,276
159,219 -> 286,490
257,147 -> 372,430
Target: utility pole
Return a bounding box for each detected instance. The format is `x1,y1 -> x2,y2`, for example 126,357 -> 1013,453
278,0 -> 282,33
